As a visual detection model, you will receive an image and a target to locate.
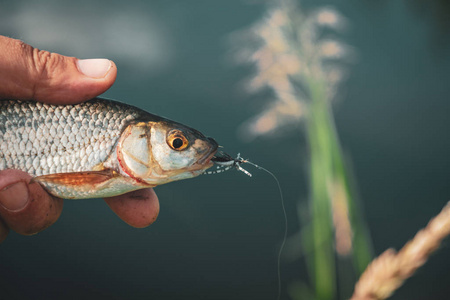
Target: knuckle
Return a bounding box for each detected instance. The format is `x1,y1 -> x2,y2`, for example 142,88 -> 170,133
31,48 -> 62,80
23,44 -> 66,99
8,39 -> 63,80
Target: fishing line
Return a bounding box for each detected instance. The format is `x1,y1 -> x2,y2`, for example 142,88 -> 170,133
206,153 -> 288,300
244,160 -> 287,300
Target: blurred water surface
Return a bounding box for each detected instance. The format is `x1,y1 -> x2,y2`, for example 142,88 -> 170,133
0,1 -> 450,299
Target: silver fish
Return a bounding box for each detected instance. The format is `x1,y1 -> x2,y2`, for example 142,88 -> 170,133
0,98 -> 218,199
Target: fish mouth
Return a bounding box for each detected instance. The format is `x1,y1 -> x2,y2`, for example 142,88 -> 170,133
196,137 -> 219,166
211,151 -> 234,163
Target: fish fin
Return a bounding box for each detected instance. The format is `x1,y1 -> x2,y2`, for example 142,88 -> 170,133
33,170 -> 118,187
32,170 -> 154,199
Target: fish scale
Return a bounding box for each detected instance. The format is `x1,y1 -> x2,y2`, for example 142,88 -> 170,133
0,99 -> 141,176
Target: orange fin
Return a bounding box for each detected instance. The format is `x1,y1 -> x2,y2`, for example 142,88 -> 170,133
33,170 -> 117,187
31,170 -> 152,199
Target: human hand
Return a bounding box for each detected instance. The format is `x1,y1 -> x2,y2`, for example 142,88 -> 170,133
0,36 -> 160,243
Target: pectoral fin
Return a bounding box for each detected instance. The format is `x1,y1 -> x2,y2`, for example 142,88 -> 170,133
32,170 -> 151,199
33,170 -> 117,186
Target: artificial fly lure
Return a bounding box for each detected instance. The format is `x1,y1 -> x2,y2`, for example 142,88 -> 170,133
206,152 -> 252,176
208,151 -> 288,300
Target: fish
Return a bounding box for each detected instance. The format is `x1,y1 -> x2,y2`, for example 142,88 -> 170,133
0,98 -> 218,199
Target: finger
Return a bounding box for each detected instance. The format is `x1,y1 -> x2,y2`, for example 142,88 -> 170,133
0,36 -> 117,104
0,170 -> 63,235
104,188 -> 160,228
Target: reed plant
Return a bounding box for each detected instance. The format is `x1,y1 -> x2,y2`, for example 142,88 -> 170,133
351,202 -> 450,300
234,1 -> 373,299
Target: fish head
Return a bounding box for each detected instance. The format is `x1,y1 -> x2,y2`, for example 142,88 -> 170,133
117,121 -> 218,186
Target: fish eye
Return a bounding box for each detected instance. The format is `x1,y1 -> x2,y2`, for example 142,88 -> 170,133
167,130 -> 189,151
172,138 -> 183,149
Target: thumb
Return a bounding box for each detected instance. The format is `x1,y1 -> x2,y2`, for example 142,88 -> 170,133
0,36 -> 117,104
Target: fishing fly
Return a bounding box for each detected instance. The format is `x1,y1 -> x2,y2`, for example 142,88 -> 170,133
206,152 -> 252,176
207,151 -> 288,300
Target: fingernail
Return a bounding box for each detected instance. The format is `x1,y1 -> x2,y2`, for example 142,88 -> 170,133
77,59 -> 112,78
0,181 -> 29,211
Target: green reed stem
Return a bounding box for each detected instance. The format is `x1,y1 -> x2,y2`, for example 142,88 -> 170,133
303,78 -> 372,299
309,80 -> 335,300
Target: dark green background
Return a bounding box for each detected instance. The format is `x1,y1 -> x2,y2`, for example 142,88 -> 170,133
1,1 -> 450,299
